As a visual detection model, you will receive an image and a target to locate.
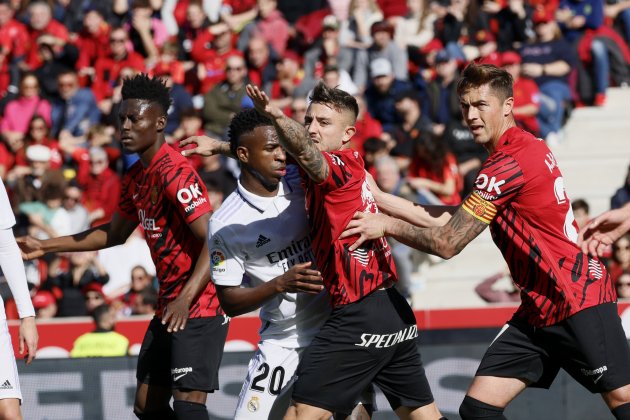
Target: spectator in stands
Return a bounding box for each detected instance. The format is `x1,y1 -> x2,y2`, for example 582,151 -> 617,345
51,70 -> 101,139
82,282 -> 109,315
191,22 -> 237,94
132,285 -> 158,315
407,133 -> 463,205
271,52 -> 315,110
354,20 -> 409,89
245,36 -> 277,91
572,198 -> 591,231
1,73 -> 51,144
349,94 -> 383,155
18,183 -> 72,239
303,15 -> 355,88
126,0 -> 169,64
203,54 -> 253,138
615,271 -> 630,300
0,0 -> 29,102
502,51 -> 541,137
611,164 -> 630,209
363,136 -> 390,177
475,270 -> 521,303
70,303 -> 129,357
121,265 -> 154,306
320,64 -> 358,96
442,115 -> 488,197
63,124 -> 121,181
62,183 -> 90,234
605,0 -> 630,44
176,0 -> 211,61
364,57 -> 413,131
77,146 -> 121,227
342,0 -> 384,50
32,32 -> 79,100
75,6 -> 111,79
170,108 -> 204,170
434,0 -> 489,59
609,233 -> 630,280
32,289 -> 57,318
198,152 -> 238,200
471,29 -> 499,63
237,0 -> 290,55
152,56 -> 194,138
16,115 -> 63,170
426,49 -> 462,129
520,9 -> 575,144
394,0 -> 437,50
492,0 -> 530,52
23,1 -> 70,71
290,96 -> 308,124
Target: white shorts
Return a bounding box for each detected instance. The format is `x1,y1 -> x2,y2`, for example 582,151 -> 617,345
0,321 -> 22,401
234,341 -> 302,419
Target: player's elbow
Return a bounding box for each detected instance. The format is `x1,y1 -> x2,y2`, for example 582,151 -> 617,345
436,242 -> 461,260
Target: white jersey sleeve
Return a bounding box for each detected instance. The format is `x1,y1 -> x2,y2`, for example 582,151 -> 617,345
0,180 -> 15,229
208,217 -> 246,287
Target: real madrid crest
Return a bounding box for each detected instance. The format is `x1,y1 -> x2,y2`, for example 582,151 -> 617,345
151,186 -> 159,204
247,396 -> 260,413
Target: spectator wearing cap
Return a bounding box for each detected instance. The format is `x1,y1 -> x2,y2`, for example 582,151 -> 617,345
245,36 -> 278,90
32,289 -> 57,318
51,70 -> 101,139
76,146 -> 121,227
23,1 -> 70,71
364,57 -> 413,131
203,54 -> 254,139
0,0 -> 29,99
520,8 -> 575,142
342,0 -> 384,50
71,303 -> 129,357
469,29 -> 498,62
354,20 -> 409,89
425,49 -> 462,129
394,0 -> 437,50
78,279 -> 109,315
191,22 -> 239,94
237,0 -> 290,56
74,6 -> 111,81
502,51 -> 541,137
303,15 -> 355,86
1,73 -> 52,144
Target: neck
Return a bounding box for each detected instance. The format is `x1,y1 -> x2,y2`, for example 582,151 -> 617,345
485,118 -> 516,154
240,166 -> 279,197
139,136 -> 165,167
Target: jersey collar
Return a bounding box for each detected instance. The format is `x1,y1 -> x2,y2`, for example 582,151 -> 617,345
236,177 -> 289,213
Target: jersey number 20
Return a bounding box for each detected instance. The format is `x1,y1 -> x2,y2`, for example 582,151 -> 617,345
250,363 -> 286,395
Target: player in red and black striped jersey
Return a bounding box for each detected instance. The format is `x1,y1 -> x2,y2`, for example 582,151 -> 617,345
18,75 -> 227,420
342,64 -> 630,420
246,83 -> 446,419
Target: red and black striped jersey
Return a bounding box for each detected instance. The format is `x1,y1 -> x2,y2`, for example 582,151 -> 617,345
462,127 -> 615,327
118,144 -> 222,319
301,149 -> 397,307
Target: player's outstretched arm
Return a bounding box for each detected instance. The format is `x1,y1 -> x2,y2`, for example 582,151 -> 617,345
341,206 -> 487,259
179,135 -> 233,158
579,203 -> 630,256
17,212 -> 138,259
162,213 -> 213,333
216,262 -> 324,317
246,84 -> 329,183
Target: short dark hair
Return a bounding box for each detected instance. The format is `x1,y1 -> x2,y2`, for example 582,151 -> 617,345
457,63 -> 513,103
309,82 -> 359,123
121,74 -> 172,115
228,108 -> 274,157
571,198 -> 589,214
91,303 -> 111,324
363,137 -> 387,154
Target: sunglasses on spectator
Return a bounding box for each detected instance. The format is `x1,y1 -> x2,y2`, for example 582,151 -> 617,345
90,159 -> 106,165
64,195 -> 80,201
110,38 -> 126,43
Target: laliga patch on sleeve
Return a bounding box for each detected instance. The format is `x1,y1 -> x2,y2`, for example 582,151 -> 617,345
462,192 -> 497,224
210,250 -> 226,273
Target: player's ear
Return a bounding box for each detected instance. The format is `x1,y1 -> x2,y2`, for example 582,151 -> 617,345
503,96 -> 514,117
236,146 -> 249,163
342,125 -> 356,145
156,115 -> 166,132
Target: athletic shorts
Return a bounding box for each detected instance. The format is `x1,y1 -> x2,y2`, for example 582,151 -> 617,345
0,321 -> 21,401
136,315 -> 229,392
292,287 -> 434,414
476,302 -> 630,393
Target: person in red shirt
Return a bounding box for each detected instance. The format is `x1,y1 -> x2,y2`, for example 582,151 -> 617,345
18,75 -> 226,420
76,146 -> 121,227
246,83 -> 446,419
342,64 -> 630,419
190,22 -> 237,94
501,51 -> 541,137
75,7 -> 111,84
0,0 -> 29,94
23,1 -> 69,71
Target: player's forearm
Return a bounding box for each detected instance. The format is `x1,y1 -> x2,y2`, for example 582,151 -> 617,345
217,281 -> 280,317
178,241 -> 212,306
374,189 -> 452,227
385,217 -> 457,259
42,224 -> 117,254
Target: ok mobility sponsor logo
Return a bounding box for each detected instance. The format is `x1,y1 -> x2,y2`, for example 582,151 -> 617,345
171,367 -> 193,382
177,183 -> 208,213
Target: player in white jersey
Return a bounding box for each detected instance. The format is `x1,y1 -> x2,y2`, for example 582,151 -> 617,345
0,179 -> 38,420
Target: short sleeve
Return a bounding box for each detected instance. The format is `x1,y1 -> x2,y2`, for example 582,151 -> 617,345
208,218 -> 245,287
318,149 -> 365,192
462,152 -> 524,224
164,165 -> 213,223
117,172 -> 139,222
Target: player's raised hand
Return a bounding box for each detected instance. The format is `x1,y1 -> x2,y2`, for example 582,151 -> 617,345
19,316 -> 38,365
579,205 -> 630,256
275,262 -> 324,294
340,211 -> 388,252
179,135 -> 230,157
246,84 -> 284,120
16,236 -> 45,260
162,296 -> 190,333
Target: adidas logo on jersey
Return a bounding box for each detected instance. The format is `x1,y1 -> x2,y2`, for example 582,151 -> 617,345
0,380 -> 12,390
256,235 -> 271,248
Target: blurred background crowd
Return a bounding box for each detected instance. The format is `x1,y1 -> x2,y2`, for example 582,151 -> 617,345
0,0 -> 629,322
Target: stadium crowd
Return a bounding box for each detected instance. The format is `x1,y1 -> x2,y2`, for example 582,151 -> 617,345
0,0 -> 629,318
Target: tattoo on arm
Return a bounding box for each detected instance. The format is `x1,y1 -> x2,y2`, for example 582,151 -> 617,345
273,117 -> 329,183
392,207 -> 488,258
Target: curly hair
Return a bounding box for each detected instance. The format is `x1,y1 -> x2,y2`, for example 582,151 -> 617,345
228,108 -> 274,157
309,82 -> 359,123
121,74 -> 171,115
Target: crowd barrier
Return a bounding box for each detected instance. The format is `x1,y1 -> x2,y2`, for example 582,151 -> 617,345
10,303 -> 630,419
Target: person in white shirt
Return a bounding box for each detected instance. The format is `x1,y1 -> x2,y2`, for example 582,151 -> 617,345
183,109 -> 373,419
0,179 -> 38,420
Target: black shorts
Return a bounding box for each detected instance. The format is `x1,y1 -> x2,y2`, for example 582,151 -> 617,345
292,287 -> 434,413
476,302 -> 630,393
136,316 -> 229,392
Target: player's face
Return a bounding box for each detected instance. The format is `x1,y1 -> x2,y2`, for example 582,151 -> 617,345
118,99 -> 165,155
239,126 -> 287,187
460,84 -> 513,149
304,102 -> 355,152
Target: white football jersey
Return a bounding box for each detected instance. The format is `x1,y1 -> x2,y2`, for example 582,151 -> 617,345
209,167 -> 330,348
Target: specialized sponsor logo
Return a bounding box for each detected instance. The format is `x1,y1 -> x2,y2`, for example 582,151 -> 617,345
355,325 -> 418,348
171,367 -> 193,381
138,209 -> 160,231
255,235 -> 271,248
475,174 -> 505,195
0,380 -> 12,390
247,396 -> 260,412
211,250 -> 226,272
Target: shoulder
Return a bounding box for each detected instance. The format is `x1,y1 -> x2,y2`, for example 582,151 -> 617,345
211,191 -> 246,225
